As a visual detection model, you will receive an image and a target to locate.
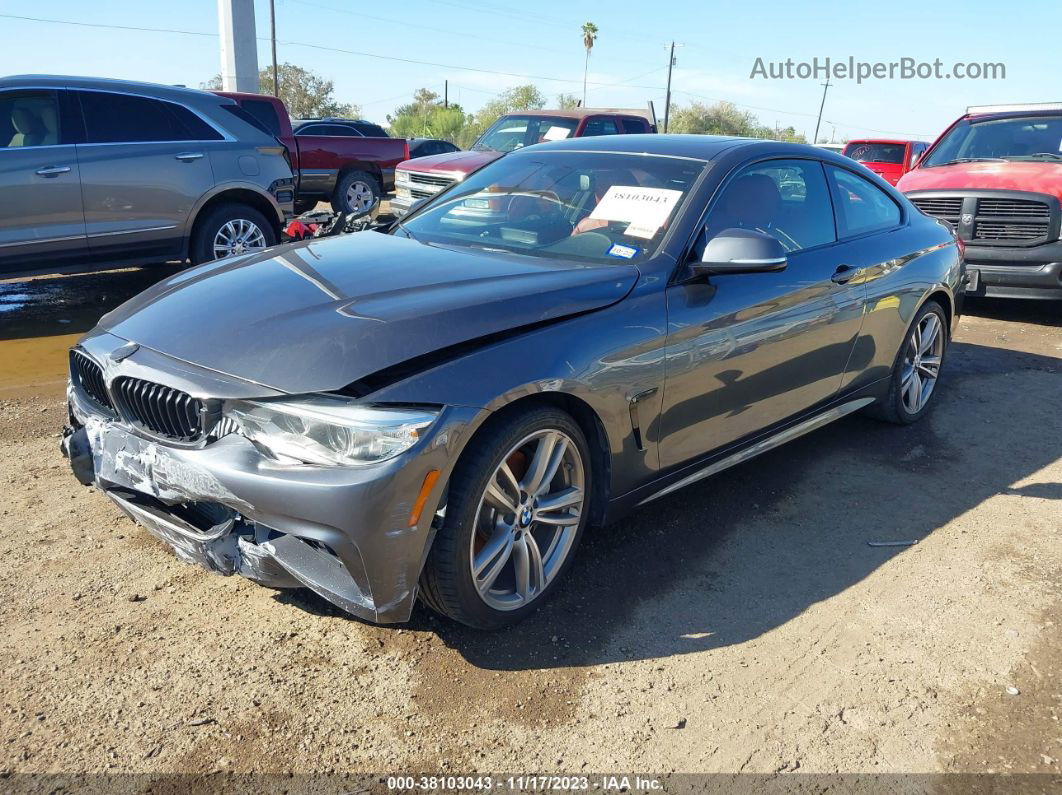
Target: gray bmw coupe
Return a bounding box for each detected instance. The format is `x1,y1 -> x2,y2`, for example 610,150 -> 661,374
63,135 -> 964,629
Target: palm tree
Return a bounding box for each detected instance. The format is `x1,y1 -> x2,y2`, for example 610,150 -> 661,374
581,21 -> 598,106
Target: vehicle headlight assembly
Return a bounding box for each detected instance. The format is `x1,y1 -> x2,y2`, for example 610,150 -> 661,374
225,396 -> 438,466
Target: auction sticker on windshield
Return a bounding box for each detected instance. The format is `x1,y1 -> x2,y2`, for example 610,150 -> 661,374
589,186 -> 683,238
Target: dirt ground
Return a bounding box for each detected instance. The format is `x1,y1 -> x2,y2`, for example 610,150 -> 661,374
0,266 -> 1059,782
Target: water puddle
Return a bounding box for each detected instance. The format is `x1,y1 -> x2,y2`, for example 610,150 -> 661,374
1,265 -> 183,400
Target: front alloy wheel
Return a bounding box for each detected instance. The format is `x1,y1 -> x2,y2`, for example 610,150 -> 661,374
470,429 -> 585,611
419,408 -> 591,629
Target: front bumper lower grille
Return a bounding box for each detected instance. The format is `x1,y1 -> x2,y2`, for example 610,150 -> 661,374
111,375 -> 204,442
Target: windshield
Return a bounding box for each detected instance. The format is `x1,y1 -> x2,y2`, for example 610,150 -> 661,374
843,142 -> 906,164
922,115 -> 1062,166
472,115 -> 579,152
395,151 -> 705,265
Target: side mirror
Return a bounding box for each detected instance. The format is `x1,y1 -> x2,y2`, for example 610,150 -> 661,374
691,228 -> 788,277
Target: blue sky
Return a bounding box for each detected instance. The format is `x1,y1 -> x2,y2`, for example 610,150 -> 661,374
1,0 -> 1056,142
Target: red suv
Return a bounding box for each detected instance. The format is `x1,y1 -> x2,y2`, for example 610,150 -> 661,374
843,139 -> 928,185
391,107 -> 656,217
898,103 -> 1062,300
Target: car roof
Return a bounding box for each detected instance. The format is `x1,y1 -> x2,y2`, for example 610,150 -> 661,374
516,133 -> 833,161
0,74 -> 221,104
845,138 -> 920,145
506,108 -> 651,120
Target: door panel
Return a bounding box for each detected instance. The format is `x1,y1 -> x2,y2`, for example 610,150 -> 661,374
74,90 -> 219,258
659,255 -> 866,467
0,89 -> 87,269
658,157 -> 867,468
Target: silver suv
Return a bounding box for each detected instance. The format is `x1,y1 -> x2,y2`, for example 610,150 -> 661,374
0,75 -> 295,276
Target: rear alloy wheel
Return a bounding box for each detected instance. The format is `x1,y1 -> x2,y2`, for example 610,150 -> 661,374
900,310 -> 945,415
867,300 -> 948,425
419,408 -> 591,629
190,203 -> 276,265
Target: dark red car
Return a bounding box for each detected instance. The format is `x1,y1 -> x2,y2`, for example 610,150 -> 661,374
899,103 -> 1062,300
391,107 -> 657,216
215,92 -> 409,214
843,139 -> 929,185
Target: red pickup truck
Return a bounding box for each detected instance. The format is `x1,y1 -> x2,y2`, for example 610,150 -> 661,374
899,102 -> 1062,300
214,92 -> 409,214
391,106 -> 657,217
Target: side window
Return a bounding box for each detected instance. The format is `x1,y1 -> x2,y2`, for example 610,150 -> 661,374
240,99 -> 282,137
0,91 -> 60,148
166,104 -> 223,141
706,159 -> 836,253
581,118 -> 620,137
353,122 -> 388,137
908,143 -> 926,168
297,124 -> 351,136
78,91 -> 214,143
621,117 -> 648,134
827,165 -> 902,237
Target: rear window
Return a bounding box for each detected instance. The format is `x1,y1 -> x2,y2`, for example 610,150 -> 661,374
238,99 -> 283,137
843,142 -> 906,164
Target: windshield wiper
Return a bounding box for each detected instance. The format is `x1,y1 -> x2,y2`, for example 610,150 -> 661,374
1005,152 -> 1062,161
936,157 -> 1008,165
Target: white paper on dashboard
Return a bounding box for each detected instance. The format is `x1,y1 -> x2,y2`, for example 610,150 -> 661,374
542,125 -> 572,141
588,186 -> 683,237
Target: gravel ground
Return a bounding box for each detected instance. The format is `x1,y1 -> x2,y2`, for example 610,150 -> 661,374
0,267 -> 1059,781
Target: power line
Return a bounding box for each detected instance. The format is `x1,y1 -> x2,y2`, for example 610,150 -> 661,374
0,13 -> 665,91
283,0 -> 662,69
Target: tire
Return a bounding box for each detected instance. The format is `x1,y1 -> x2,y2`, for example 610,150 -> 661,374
331,170 -> 380,215
190,203 -> 276,265
293,199 -> 317,215
866,300 -> 949,425
419,407 -> 592,630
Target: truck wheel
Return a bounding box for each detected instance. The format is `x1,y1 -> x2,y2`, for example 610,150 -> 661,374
294,199 -> 317,215
190,203 -> 276,265
332,171 -> 380,215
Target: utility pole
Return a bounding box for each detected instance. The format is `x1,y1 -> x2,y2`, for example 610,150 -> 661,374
269,0 -> 279,96
663,41 -> 676,133
444,80 -> 448,109
813,80 -> 831,144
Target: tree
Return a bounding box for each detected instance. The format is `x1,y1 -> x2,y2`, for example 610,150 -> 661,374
581,21 -> 599,106
556,93 -> 581,110
666,100 -> 807,143
203,63 -> 359,118
386,88 -> 468,141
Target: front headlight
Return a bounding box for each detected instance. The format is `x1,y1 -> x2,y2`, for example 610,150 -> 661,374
225,395 -> 438,466
395,169 -> 411,186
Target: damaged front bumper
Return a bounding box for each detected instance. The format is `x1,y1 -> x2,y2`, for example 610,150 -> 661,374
62,337 -> 481,624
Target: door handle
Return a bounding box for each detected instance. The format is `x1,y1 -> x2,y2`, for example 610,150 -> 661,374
35,165 -> 71,177
175,152 -> 204,162
831,264 -> 860,284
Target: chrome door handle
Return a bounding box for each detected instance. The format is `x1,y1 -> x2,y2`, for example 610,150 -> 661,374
35,165 -> 71,176
175,152 -> 204,161
831,264 -> 859,284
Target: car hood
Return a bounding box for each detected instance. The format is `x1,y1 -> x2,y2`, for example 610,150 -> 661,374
398,149 -> 502,176
98,233 -> 638,394
898,160 -> 1062,199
